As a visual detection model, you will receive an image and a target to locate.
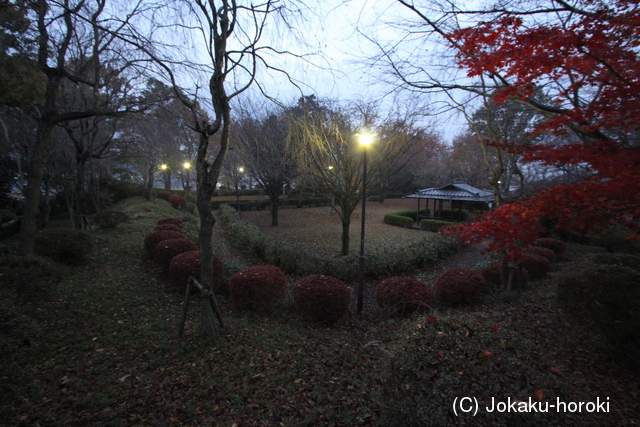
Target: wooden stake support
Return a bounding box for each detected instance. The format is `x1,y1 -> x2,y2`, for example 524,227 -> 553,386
178,277 -> 225,340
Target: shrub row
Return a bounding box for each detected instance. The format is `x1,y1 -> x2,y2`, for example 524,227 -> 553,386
419,219 -> 449,232
219,204 -> 458,282
211,196 -> 332,212
383,213 -> 414,228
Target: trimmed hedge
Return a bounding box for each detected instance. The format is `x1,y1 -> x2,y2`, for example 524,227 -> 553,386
520,253 -> 550,280
167,251 -> 225,294
375,276 -> 433,317
535,237 -> 566,258
229,265 -> 287,311
92,210 -> 129,229
434,267 -> 486,306
383,213 -> 414,228
144,230 -> 184,254
154,223 -> 183,233
157,218 -> 184,228
168,195 -> 187,210
33,227 -> 94,266
154,238 -> 198,273
420,219 -> 449,232
523,246 -> 556,264
292,275 -> 351,322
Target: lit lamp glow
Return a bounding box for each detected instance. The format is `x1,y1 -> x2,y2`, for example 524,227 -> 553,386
356,132 -> 376,315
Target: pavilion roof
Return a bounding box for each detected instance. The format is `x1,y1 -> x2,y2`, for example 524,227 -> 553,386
404,182 -> 494,202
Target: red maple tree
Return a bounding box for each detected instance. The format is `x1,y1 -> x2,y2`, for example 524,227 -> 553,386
440,0 -> 640,258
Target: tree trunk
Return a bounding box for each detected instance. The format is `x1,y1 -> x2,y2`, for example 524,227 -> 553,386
341,217 -> 350,256
145,164 -> 155,201
17,121 -> 55,255
74,158 -> 87,230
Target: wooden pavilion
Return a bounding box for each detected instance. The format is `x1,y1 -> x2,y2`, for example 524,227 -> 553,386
404,182 -> 494,222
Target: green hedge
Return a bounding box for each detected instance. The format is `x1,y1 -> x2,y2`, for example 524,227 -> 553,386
436,209 -> 469,221
383,214 -> 414,228
420,219 -> 450,232
219,204 -> 457,281
211,196 -> 331,212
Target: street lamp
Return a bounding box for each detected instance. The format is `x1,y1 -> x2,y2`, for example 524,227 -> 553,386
236,166 -> 245,214
183,162 -> 191,191
356,132 -> 376,315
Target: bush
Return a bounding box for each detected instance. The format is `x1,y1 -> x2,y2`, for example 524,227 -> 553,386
520,253 -> 550,280
535,237 -> 566,258
0,255 -> 62,297
144,230 -> 184,254
375,276 -> 433,317
292,275 -> 351,322
156,191 -> 173,201
154,238 -> 198,273
437,209 -> 469,221
92,210 -> 129,229
167,251 -> 225,294
523,246 -> 556,263
33,227 -> 94,266
168,195 -> 187,210
229,265 -> 287,310
383,213 -> 414,228
557,254 -> 640,370
387,208 -> 429,222
481,262 -> 529,289
434,268 -> 486,306
154,223 -> 183,233
379,313 -> 599,426
420,219 -> 449,232
157,218 -> 184,228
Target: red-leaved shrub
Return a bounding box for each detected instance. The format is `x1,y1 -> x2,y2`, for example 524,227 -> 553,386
229,265 -> 287,310
535,237 -> 566,257
435,268 -> 486,306
523,246 -> 556,264
154,238 -> 198,273
157,218 -> 183,228
292,275 -> 351,322
167,251 -> 225,293
520,253 -> 550,279
144,230 -> 184,253
168,195 -> 187,209
154,223 -> 183,233
157,191 -> 173,201
481,262 -> 530,288
375,276 -> 433,317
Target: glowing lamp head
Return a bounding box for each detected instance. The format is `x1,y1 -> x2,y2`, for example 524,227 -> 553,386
356,132 -> 376,147
160,164 -> 168,170
238,167 -> 245,173
183,162 -> 191,169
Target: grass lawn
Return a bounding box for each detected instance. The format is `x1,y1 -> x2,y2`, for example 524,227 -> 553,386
239,198 -> 434,256
1,197 -> 638,426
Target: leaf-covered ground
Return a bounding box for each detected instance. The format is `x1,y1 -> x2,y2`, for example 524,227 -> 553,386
1,197 -> 638,426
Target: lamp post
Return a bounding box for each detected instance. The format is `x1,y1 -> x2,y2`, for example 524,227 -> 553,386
159,163 -> 169,190
183,162 -> 191,191
236,166 -> 245,213
356,132 -> 375,315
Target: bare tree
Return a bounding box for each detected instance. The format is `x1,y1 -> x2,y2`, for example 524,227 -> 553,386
16,0 -> 148,255
233,100 -> 297,226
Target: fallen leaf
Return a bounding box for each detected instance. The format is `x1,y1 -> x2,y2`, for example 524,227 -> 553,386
438,350 -> 445,357
550,367 -> 563,376
294,378 -> 303,384
492,324 -> 500,332
480,350 -> 493,357
533,389 -> 544,401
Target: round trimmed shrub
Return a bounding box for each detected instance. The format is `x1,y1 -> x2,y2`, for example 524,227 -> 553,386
434,268 -> 486,306
168,195 -> 187,210
523,246 -> 556,264
92,210 -> 129,229
375,276 -> 433,317
34,227 -> 94,266
154,223 -> 183,233
144,230 -> 184,254
520,253 -> 550,280
229,265 -> 287,310
0,255 -> 63,296
167,251 -> 225,293
154,238 -> 198,272
535,237 -> 566,257
157,191 -> 173,201
481,262 -> 530,289
293,275 -> 351,322
157,218 -> 183,228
